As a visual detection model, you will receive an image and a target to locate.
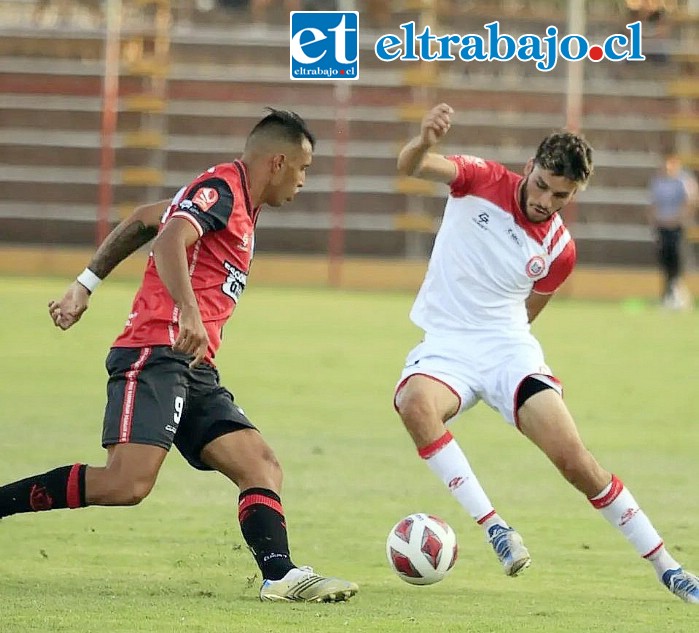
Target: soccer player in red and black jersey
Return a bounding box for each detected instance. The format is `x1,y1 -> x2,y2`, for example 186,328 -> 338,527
0,109 -> 358,603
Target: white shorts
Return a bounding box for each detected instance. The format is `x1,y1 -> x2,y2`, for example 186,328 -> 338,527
394,331 -> 562,428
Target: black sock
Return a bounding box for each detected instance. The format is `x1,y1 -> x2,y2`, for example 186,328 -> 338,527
238,487 -> 295,580
0,464 -> 87,518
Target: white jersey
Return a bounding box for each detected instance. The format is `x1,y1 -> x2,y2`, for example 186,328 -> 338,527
410,155 -> 576,335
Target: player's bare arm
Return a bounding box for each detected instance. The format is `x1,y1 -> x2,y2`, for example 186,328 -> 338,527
84,199 -> 167,279
48,200 -> 169,331
525,291 -> 554,323
397,103 -> 457,184
152,217 -> 209,368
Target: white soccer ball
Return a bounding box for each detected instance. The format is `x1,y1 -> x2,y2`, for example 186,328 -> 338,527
386,513 -> 458,585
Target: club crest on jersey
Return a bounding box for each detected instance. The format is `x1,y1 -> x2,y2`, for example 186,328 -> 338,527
526,255 -> 546,278
191,187 -> 219,212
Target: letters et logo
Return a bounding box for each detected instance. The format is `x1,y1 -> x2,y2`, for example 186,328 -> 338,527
290,11 -> 359,80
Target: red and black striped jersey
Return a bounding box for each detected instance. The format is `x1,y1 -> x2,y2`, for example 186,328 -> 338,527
112,160 -> 259,363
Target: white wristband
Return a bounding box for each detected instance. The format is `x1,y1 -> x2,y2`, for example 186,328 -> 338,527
76,268 -> 102,294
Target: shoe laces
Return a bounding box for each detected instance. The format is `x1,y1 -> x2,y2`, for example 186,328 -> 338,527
488,526 -> 514,559
297,565 -> 315,574
665,569 -> 699,597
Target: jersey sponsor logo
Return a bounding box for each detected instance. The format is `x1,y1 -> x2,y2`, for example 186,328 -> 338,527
191,187 -> 219,212
221,261 -> 248,303
473,211 -> 490,231
236,232 -> 250,251
526,255 -> 546,278
507,228 -> 522,246
461,155 -> 487,169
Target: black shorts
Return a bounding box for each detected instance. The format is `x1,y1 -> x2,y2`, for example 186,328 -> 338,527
102,346 -> 256,470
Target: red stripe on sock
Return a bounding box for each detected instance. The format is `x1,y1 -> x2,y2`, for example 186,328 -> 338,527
589,474 -> 624,509
418,431 -> 454,460
66,463 -> 82,509
238,494 -> 284,520
476,510 -> 496,525
642,541 -> 664,559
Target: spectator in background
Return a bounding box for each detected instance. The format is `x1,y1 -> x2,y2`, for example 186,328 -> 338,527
32,0 -> 104,28
648,152 -> 698,310
362,0 -> 392,28
625,0 -> 674,63
245,0 -> 322,25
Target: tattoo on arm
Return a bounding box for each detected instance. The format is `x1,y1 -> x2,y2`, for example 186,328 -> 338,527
88,220 -> 158,279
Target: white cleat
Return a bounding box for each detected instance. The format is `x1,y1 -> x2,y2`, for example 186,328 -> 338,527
487,525 -> 531,577
662,568 -> 699,604
259,566 -> 358,603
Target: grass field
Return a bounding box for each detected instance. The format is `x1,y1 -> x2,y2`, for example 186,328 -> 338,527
0,276 -> 697,632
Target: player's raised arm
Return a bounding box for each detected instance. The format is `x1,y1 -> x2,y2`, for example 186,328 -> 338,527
48,199 -> 169,331
397,103 -> 458,184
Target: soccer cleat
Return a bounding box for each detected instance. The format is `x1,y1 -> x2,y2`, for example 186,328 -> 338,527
259,566 -> 358,603
661,568 -> 699,604
487,525 -> 531,577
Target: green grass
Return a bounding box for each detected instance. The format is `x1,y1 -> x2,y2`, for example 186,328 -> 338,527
0,276 -> 697,632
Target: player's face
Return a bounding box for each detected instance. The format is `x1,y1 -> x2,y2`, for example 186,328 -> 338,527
267,139 -> 313,207
520,162 -> 578,223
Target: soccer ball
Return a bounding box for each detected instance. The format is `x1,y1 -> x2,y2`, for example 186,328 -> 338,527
386,513 -> 458,585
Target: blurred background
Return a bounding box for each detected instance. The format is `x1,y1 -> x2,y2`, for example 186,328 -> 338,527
0,0 -> 697,301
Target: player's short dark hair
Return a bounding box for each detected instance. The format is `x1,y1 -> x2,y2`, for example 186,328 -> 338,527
246,107 -> 316,150
534,131 -> 594,188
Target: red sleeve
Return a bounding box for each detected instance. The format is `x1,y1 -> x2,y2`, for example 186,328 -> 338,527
533,240 -> 576,294
447,155 -> 503,198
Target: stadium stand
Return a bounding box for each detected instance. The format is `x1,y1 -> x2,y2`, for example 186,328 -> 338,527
0,0 -> 697,267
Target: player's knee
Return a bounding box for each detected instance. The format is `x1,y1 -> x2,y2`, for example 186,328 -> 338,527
98,474 -> 155,506
248,441 -> 283,486
123,479 -> 155,505
260,443 -> 282,479
396,390 -> 435,427
237,443 -> 283,491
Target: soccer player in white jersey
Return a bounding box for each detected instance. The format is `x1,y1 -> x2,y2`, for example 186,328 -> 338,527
393,102 -> 699,604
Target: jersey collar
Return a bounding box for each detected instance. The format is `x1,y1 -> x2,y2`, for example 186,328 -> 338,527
233,159 -> 261,221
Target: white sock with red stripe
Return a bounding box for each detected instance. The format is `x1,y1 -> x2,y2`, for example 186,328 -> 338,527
589,474 -> 680,576
419,430 -> 508,531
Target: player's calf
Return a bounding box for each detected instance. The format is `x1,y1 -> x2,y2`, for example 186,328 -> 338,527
0,463 -> 87,518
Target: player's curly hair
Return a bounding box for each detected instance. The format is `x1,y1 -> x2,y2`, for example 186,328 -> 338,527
534,132 -> 594,189
247,107 -> 316,150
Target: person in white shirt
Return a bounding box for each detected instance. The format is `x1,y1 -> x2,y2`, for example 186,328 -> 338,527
393,102 -> 699,604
